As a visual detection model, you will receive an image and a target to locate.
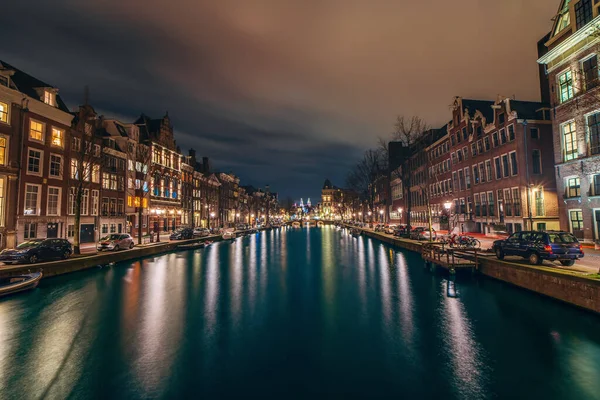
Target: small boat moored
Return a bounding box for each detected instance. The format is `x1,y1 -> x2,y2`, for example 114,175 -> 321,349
222,229 -> 236,240
0,272 -> 43,297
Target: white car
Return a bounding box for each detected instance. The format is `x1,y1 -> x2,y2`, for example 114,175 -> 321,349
97,233 -> 134,251
193,228 -> 210,237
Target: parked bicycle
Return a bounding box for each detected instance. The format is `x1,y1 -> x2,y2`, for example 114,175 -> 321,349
439,234 -> 480,249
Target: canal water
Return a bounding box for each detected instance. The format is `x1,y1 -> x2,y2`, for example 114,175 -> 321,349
1,226 -> 600,399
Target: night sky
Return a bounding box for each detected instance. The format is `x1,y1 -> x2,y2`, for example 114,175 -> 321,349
3,1 -> 555,201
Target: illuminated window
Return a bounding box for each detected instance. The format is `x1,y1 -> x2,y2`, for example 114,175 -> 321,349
30,120 -> 44,142
0,137 -> 6,165
562,121 -> 577,161
51,127 -> 64,147
71,159 -> 79,180
0,178 -> 4,226
567,177 -> 581,198
43,90 -> 55,106
558,70 -> 574,103
554,1 -> 571,36
24,184 -> 40,215
0,101 -> 8,123
47,187 -> 60,216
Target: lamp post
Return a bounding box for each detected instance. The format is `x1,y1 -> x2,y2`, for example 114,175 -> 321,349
251,213 -> 255,227
444,201 -> 452,232
210,212 -> 215,230
358,211 -> 362,223
379,209 -> 384,223
368,211 -> 372,224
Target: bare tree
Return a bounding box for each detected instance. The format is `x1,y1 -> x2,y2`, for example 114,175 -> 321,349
346,148 -> 385,212
69,107 -> 104,255
386,116 -> 430,231
125,140 -> 152,245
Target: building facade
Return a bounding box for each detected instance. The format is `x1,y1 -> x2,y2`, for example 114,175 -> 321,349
538,0 -> 600,241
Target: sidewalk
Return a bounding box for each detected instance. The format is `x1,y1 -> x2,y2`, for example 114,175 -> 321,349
360,227 -> 600,275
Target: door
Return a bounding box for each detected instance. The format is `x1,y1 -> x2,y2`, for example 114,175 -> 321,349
504,233 -> 521,256
80,224 -> 95,243
47,223 -> 58,238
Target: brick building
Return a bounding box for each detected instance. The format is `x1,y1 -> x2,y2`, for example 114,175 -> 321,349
538,0 -> 600,241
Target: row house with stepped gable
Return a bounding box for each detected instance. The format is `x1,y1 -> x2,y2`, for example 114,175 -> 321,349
388,96 -> 558,235
538,0 -> 600,241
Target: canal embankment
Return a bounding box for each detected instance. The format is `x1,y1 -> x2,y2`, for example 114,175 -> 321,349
355,226 -> 600,315
0,229 -> 260,279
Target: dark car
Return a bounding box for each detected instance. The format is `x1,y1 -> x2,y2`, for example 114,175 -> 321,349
0,238 -> 72,264
170,228 -> 194,240
393,225 -> 410,237
493,230 -> 584,266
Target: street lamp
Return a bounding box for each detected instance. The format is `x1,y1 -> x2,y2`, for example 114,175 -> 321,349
210,212 -> 215,230
379,209 -> 384,223
444,202 -> 452,232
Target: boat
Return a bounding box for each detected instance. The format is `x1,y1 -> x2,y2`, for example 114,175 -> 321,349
0,272 -> 43,297
177,240 -> 213,250
222,229 -> 236,240
350,228 -> 361,237
291,221 -> 301,228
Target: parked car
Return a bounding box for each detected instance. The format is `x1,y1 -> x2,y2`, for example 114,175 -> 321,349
0,238 -> 72,264
170,228 -> 194,240
385,225 -> 397,234
97,233 -> 134,251
394,225 -> 409,237
193,228 -> 210,237
493,231 -> 584,266
374,224 -> 386,232
410,227 -> 437,241
236,224 -> 249,231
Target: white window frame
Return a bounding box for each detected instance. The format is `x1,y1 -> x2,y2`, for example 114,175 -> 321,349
24,183 -> 41,215
49,153 -> 63,179
50,127 -> 64,148
509,151 -> 518,176
0,100 -> 9,124
46,186 -> 61,216
26,147 -> 43,177
29,119 -> 45,143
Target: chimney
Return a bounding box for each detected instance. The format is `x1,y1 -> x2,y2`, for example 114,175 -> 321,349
202,157 -> 210,173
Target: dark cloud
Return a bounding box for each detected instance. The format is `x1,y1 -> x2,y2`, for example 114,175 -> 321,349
2,0 -> 555,200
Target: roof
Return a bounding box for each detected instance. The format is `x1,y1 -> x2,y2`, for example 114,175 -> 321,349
509,100 -> 550,120
0,60 -> 70,113
461,99 -> 495,122
323,179 -> 333,189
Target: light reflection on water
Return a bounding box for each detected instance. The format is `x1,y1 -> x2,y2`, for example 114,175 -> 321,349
0,226 -> 599,399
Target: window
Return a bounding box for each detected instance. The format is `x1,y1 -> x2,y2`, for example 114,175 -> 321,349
110,223 -> 116,233
462,127 -> 468,141
49,154 -> 62,178
492,132 -> 499,147
465,168 -> 471,189
91,190 -> 99,215
30,120 -> 44,142
562,121 -> 577,161
51,127 -> 64,147
24,184 -> 40,215
508,125 -> 515,141
498,113 -> 505,125
92,164 -> 100,183
509,151 -> 518,175
558,70 -> 574,103
494,157 -> 502,179
0,101 -> 8,123
479,163 -> 486,183
471,143 -> 477,157
594,174 -> 600,196
68,224 -> 74,238
567,177 -> 581,197
502,154 -> 510,177
484,137 -> 490,151
0,137 -> 7,166
477,139 -> 483,154
532,150 -> 542,174
554,2 -> 571,35
513,188 -> 521,217
102,224 -> 109,234
570,210 -> 584,232
458,170 -> 465,191
575,0 -> 593,30
68,188 -> 76,215
473,165 -> 480,184
457,150 -> 463,162
82,189 -> 89,215
71,159 -> 79,180
485,160 -> 493,182
27,149 -> 42,175
587,112 -> 600,155
583,55 -> 599,90
101,197 -> 109,216
47,187 -> 60,216
72,137 -> 81,152
500,129 -> 507,144
504,189 -> 512,217
488,192 -> 495,216
530,128 -> 539,139
43,90 -> 55,106
24,223 -> 37,239
94,144 -> 101,157
534,189 -> 545,216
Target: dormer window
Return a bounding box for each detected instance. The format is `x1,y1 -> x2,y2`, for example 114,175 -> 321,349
554,1 -> 572,36
0,75 -> 8,87
43,90 -> 55,107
